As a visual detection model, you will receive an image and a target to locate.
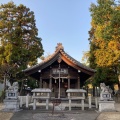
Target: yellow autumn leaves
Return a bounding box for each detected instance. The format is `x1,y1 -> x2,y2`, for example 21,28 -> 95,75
90,8 -> 120,67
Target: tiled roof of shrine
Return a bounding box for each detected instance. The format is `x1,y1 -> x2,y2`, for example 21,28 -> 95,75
24,43 -> 95,75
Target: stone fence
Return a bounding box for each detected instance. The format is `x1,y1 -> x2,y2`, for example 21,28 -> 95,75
18,94 -> 32,108
18,93 -> 99,110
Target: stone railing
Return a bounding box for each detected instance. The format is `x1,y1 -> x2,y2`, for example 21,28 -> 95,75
18,94 -> 32,108
66,89 -> 86,110
31,88 -> 51,110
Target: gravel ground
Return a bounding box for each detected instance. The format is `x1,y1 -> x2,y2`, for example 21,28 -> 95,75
10,110 -> 99,120
0,103 -> 120,120
96,112 -> 120,120
0,103 -> 14,120
0,112 -> 13,120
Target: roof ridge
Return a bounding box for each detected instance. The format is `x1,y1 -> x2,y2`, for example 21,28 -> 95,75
55,43 -> 64,52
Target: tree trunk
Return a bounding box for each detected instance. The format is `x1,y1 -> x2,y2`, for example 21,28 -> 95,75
4,75 -> 6,92
93,86 -> 95,97
118,82 -> 120,90
19,79 -> 24,95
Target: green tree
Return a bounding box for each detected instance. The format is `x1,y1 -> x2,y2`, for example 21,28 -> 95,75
93,67 -> 118,86
0,2 -> 44,90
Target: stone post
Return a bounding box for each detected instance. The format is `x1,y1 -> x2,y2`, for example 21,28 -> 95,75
69,99 -> 71,111
81,99 -> 84,110
81,92 -> 85,110
26,94 -> 29,108
95,97 -> 98,108
88,96 -> 91,109
46,93 -> 50,110
20,96 -> 23,107
33,93 -> 36,110
68,92 -> 71,111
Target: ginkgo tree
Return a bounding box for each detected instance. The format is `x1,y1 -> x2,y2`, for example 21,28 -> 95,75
87,0 -> 120,87
89,0 -> 120,67
0,2 -> 44,90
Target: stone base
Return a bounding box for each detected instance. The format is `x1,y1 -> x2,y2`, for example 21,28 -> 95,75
99,101 -> 115,112
3,99 -> 20,111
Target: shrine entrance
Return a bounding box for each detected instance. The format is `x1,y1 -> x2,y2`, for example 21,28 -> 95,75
24,43 -> 95,99
51,77 -> 68,98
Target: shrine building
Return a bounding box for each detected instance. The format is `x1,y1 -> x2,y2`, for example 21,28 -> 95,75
24,43 -> 95,98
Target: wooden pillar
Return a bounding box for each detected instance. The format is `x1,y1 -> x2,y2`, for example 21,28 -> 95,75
78,77 -> 80,89
39,77 -> 42,88
49,66 -> 52,89
45,82 -> 47,88
93,86 -> 95,97
68,78 -> 70,89
43,81 -> 45,88
68,67 -> 70,89
49,77 -> 52,89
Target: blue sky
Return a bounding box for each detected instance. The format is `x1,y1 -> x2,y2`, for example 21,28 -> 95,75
0,0 -> 97,62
